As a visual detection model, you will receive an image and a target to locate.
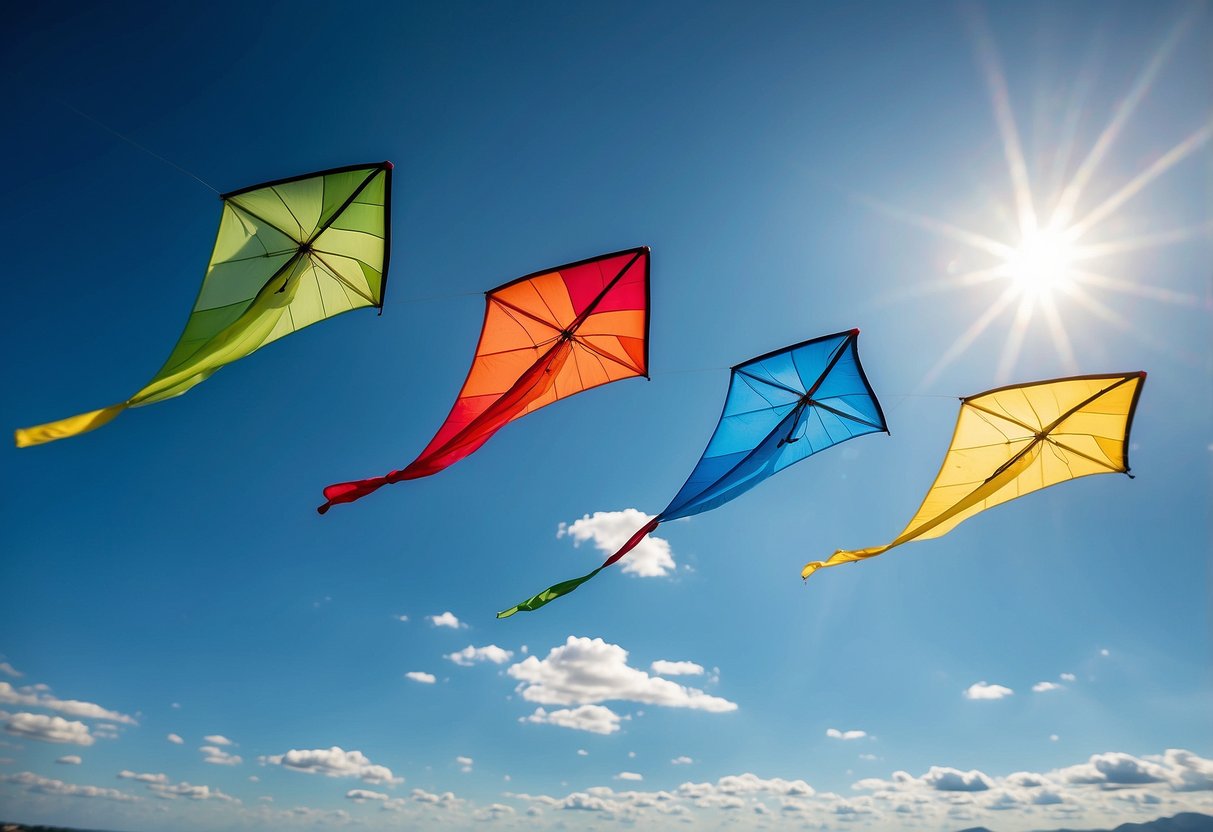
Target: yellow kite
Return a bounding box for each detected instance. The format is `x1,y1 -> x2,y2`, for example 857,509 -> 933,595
802,372 -> 1146,579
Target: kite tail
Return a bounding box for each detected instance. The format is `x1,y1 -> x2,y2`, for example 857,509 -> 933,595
318,473 -> 399,514
15,404 -> 129,448
801,544 -> 893,580
497,517 -> 660,618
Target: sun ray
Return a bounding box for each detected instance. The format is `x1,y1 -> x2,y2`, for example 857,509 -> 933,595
1067,123 -> 1213,241
1049,10 -> 1193,227
850,192 -> 1016,258
1058,282 -> 1198,365
966,5 -> 1038,236
1069,221 -> 1213,261
920,285 -> 1019,389
1038,293 -> 1079,374
1045,27 -> 1107,211
996,293 -> 1037,382
871,267 -> 1008,307
1069,269 -> 1202,307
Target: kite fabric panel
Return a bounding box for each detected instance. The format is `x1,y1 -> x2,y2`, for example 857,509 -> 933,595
317,246 -> 650,513
801,371 -> 1146,579
15,162 -> 393,447
498,328 -> 888,618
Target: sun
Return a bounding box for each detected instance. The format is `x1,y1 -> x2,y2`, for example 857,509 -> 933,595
860,7 -> 1209,388
1004,225 -> 1075,299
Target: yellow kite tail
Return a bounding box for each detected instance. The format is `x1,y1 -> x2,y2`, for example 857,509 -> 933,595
802,544 -> 894,580
15,404 -> 129,448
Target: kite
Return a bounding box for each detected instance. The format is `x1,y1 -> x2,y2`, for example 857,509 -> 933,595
801,371 -> 1146,579
317,247 -> 651,513
498,328 -> 888,617
15,162 -> 393,447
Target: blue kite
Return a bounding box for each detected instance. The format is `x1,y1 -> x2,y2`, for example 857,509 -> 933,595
498,329 -> 888,617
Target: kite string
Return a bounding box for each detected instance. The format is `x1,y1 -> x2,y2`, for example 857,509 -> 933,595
62,102 -> 220,194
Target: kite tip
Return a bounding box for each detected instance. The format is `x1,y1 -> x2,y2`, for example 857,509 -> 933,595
850,328 -> 860,335
316,502 -> 331,516
1138,370 -> 1147,378
384,161 -> 394,170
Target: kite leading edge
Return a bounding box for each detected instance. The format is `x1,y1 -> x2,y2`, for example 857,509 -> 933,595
317,247 -> 651,513
801,371 -> 1146,580
498,328 -> 888,618
15,162 -> 393,448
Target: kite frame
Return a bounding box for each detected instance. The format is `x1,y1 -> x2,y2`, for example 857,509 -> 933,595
481,245 -> 652,382
959,371 -> 1146,475
218,160 -> 395,313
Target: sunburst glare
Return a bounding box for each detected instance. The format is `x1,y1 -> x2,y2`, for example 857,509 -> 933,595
868,7 -> 1211,389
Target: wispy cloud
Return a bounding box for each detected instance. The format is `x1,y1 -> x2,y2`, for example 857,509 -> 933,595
428,611 -> 464,629
166,733 -> 184,744
826,728 -> 868,740
4,713 -> 94,745
203,734 -> 233,746
55,755 -> 81,765
651,660 -> 704,676
509,637 -> 737,713
405,671 -> 436,684
963,681 -> 1014,700
0,663 -> 22,679
446,645 -> 514,666
522,705 -> 623,735
260,746 -> 402,785
559,510 -> 675,577
200,745 -> 242,766
672,756 -> 694,765
1,771 -> 136,802
1033,681 -> 1063,693
0,682 -> 136,725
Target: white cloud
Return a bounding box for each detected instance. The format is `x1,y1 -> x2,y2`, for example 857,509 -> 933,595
0,663 -> 22,678
0,682 -> 136,725
405,671 -> 437,684
672,756 -> 694,765
201,745 -> 243,765
346,788 -> 389,802
963,681 -> 1014,700
5,713 -> 94,745
923,766 -> 994,791
1033,681 -> 1063,693
428,611 -> 464,629
651,660 -> 705,676
1051,734 -> 1060,742
616,771 -> 643,781
1,771 -> 137,802
1060,672 -> 1076,682
167,733 -> 184,744
148,781 -> 237,802
577,749 -> 589,756
394,614 -> 409,623
523,705 -> 623,735
1100,648 -> 1110,656
456,755 -> 473,773
559,510 -> 675,577
261,746 -> 402,785
55,755 -> 82,765
508,637 -> 737,713
119,770 -> 169,785
447,645 -> 514,666
827,728 -> 868,740
203,734 -> 233,746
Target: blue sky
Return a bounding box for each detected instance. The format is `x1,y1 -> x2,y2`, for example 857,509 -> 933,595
1,1 -> 1209,829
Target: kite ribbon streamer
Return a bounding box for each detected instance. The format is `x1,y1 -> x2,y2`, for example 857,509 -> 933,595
801,442 -> 1043,577
497,517 -> 661,618
318,338 -> 576,512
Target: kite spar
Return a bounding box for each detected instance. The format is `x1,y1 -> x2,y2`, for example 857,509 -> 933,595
15,162 -> 393,447
318,247 -> 650,513
499,329 -> 888,617
802,372 -> 1146,579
